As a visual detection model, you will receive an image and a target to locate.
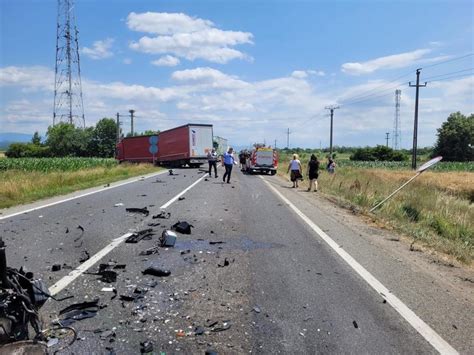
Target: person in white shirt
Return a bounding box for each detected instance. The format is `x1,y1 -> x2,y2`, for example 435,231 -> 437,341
287,154 -> 302,188
207,148 -> 218,178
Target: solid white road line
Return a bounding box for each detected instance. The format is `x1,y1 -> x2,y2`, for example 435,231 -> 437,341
160,174 -> 207,209
260,176 -> 458,355
49,175 -> 205,296
49,233 -> 133,296
0,170 -> 167,221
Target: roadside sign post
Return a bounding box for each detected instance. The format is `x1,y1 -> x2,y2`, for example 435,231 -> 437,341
369,156 -> 442,212
149,136 -> 159,165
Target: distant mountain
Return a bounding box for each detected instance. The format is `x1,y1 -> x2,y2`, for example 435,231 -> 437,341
0,132 -> 33,150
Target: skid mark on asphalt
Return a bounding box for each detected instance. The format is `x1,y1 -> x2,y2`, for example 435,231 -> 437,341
49,175 -> 205,296
260,176 -> 458,355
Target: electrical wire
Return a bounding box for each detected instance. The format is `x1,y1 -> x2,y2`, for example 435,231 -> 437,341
427,72 -> 474,83
423,68 -> 474,81
421,53 -> 474,70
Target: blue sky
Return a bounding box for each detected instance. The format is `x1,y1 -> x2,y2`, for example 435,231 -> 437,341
1,0 -> 473,148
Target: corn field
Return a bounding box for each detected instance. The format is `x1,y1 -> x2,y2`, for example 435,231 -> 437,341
0,157 -> 118,172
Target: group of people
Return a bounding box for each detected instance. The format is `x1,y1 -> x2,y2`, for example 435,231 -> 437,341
207,147 -> 237,184
287,154 -> 336,190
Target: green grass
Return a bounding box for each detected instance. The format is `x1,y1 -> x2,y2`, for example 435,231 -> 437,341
278,152 -> 474,264
0,162 -> 161,209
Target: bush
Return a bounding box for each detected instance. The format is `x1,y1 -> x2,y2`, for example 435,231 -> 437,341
5,143 -> 50,158
350,145 -> 408,161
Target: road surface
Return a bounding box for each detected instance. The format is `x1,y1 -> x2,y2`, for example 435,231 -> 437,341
1,167 -> 472,354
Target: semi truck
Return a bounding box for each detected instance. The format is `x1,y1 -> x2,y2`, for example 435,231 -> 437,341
213,135 -> 228,156
115,123 -> 213,167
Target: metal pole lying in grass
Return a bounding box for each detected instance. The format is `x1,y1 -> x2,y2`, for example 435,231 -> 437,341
369,156 -> 442,213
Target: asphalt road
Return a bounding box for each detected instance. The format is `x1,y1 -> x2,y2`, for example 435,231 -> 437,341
0,166 -> 472,354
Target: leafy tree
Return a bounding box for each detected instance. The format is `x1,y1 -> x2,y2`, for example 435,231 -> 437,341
90,118 -> 117,157
432,112 -> 473,162
31,131 -> 41,145
45,123 -> 91,157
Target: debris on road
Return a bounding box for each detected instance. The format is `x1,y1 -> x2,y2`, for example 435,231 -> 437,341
126,229 -> 154,243
209,241 -> 225,245
140,340 -> 153,353
114,203 -> 124,207
353,320 -> 359,329
100,270 -> 117,283
58,299 -> 100,326
210,321 -> 232,332
147,222 -> 160,227
178,196 -> 186,201
218,258 -> 231,268
142,267 -> 171,277
160,230 -> 177,247
51,264 -> 61,272
172,221 -> 193,234
125,207 -> 150,216
252,306 -> 261,313
139,246 -> 160,256
79,250 -> 90,263
152,211 -> 171,219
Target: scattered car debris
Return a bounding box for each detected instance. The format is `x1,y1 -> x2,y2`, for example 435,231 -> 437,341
126,229 -> 154,243
209,241 -> 225,245
140,340 -> 153,353
194,326 -> 205,336
218,258 -> 231,267
353,320 -> 359,329
210,321 -> 232,332
160,230 -> 177,247
178,196 -> 185,201
169,170 -> 174,175
205,349 -> 218,355
58,299 -> 100,326
147,222 -> 161,227
172,221 -> 194,234
51,264 -> 61,272
125,207 -> 150,216
79,250 -> 90,263
252,306 -> 261,313
100,270 -> 117,283
142,267 -> 171,277
139,246 -> 160,256
152,211 -> 171,219
77,225 -> 84,232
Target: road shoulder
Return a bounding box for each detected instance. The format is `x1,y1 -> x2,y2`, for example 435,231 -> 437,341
264,174 -> 474,353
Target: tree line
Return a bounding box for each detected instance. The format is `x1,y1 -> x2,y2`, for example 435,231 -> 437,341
5,112 -> 473,161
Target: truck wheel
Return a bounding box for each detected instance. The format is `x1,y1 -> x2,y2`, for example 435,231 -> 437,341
270,170 -> 276,176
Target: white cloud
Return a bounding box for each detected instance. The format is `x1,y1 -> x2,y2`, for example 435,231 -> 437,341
171,67 -> 249,89
82,38 -> 114,60
151,55 -> 180,67
308,70 -> 325,76
123,58 -> 132,65
291,71 -> 308,79
127,12 -> 253,64
0,66 -> 53,90
341,49 -> 431,75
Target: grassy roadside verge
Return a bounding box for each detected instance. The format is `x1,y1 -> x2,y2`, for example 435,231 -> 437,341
277,158 -> 473,264
0,163 -> 162,209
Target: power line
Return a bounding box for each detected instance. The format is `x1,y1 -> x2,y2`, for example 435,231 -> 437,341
423,67 -> 474,81
325,105 -> 340,157
421,52 -> 474,70
427,72 -> 474,83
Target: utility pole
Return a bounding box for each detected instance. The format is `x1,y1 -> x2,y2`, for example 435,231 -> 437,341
116,113 -> 121,143
325,105 -> 340,157
385,132 -> 390,147
274,139 -> 277,149
129,109 -> 135,136
409,69 -> 427,169
286,128 -> 291,148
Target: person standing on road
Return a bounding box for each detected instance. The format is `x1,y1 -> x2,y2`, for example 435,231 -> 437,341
287,154 -> 302,188
207,148 -> 218,178
223,147 -> 236,183
307,154 -> 320,192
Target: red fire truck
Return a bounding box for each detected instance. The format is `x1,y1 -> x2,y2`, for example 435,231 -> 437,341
115,124 -> 213,167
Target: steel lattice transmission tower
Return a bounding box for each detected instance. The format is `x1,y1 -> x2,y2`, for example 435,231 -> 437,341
392,89 -> 401,150
53,0 -> 85,127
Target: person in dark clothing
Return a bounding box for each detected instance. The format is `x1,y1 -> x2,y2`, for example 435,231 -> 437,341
207,148 -> 218,178
307,154 -> 320,192
222,147 -> 236,183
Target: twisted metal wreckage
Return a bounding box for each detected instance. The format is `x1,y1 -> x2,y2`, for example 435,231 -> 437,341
0,238 -> 76,353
